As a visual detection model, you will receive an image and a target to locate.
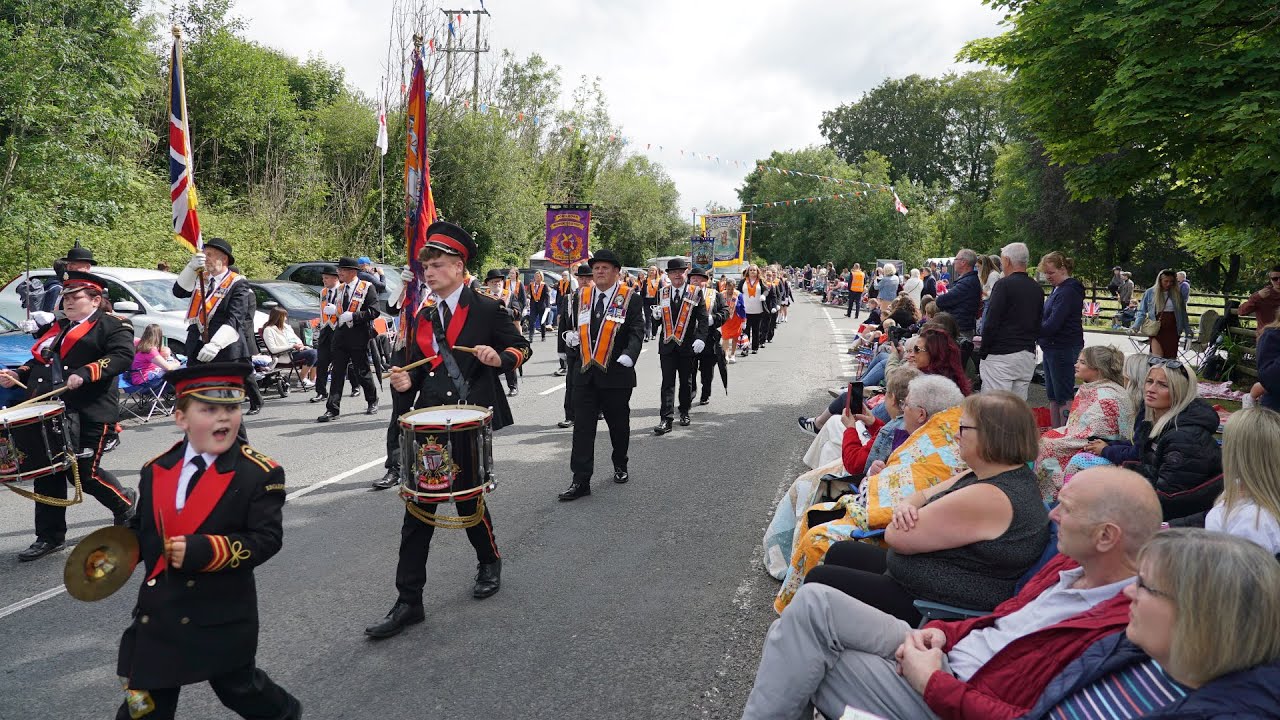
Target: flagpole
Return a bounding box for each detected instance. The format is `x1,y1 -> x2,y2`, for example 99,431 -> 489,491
379,137 -> 385,263
172,25 -> 208,342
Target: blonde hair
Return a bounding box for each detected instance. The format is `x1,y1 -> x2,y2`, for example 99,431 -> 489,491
1146,362 -> 1199,438
1153,269 -> 1185,317
1037,251 -> 1075,275
961,391 -> 1040,465
1138,528 -> 1280,686
1218,408 -> 1280,534
1079,345 -> 1124,386
1123,352 -> 1150,412
885,365 -> 922,406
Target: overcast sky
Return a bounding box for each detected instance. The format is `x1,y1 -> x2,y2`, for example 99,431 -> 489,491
228,0 -> 1004,214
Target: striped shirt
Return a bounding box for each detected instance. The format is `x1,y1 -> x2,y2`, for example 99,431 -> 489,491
1052,658 -> 1188,719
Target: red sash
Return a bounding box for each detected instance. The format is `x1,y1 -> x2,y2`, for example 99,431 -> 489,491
147,457 -> 236,580
414,300 -> 470,369
29,318 -> 97,364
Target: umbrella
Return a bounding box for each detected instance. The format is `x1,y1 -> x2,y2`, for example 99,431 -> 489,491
716,348 -> 729,395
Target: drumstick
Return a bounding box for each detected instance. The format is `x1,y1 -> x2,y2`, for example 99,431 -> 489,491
380,347 -> 479,379
11,385 -> 68,409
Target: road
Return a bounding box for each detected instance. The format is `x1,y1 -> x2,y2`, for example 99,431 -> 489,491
0,296 -> 850,720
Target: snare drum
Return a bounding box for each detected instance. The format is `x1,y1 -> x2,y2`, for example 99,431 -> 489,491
0,402 -> 74,484
398,405 -> 495,528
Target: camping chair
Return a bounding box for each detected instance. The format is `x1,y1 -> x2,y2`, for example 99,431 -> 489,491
264,337 -> 305,389
1082,301 -> 1101,324
118,374 -> 173,423
1181,309 -> 1218,368
913,523 -> 1059,625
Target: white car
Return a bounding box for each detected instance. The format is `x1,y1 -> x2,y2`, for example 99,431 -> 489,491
0,267 -> 266,357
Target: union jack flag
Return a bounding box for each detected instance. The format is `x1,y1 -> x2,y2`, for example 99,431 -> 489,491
169,31 -> 201,253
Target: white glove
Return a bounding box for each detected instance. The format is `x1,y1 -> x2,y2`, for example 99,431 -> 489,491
562,330 -> 580,348
30,311 -> 54,327
400,268 -> 415,283
339,311 -> 354,326
324,303 -> 338,316
186,252 -> 207,271
692,339 -> 705,354
617,354 -> 634,368
18,319 -> 38,333
196,344 -> 220,362
197,324 -> 240,362
652,306 -> 662,320
176,252 -> 206,291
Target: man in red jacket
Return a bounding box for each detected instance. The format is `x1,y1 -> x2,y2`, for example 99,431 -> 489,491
740,467 -> 1161,720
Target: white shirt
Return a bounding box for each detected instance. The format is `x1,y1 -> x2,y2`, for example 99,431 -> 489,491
946,567 -> 1133,681
339,280 -> 362,307
1207,500 -> 1280,555
590,281 -> 621,316
438,283 -> 464,314
741,280 -> 765,314
176,444 -> 220,511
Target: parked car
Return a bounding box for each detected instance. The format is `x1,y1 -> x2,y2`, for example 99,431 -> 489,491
0,267 -> 267,357
247,280 -> 321,343
276,261 -> 404,313
0,314 -> 28,407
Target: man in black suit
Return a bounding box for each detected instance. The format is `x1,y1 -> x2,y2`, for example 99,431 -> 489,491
557,249 -> 646,501
653,257 -> 710,434
1,271 -> 138,561
115,361 -> 299,720
689,266 -> 729,406
317,256 -> 381,421
365,221 -> 531,639
308,265 -> 341,405
555,263 -> 593,428
482,268 -> 522,397
172,238 -> 253,365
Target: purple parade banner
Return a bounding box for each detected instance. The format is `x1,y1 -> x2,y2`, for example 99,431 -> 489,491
544,204 -> 591,267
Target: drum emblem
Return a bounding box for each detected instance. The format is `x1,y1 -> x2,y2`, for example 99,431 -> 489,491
0,436 -> 24,476
414,436 -> 457,492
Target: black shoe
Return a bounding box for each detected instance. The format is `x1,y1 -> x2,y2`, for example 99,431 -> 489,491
556,419 -> 573,428
366,402 -> 379,415
245,407 -> 262,416
113,488 -> 138,526
372,469 -> 400,490
103,436 -> 121,453
558,482 -> 591,501
17,540 -> 63,562
350,387 -> 360,397
613,468 -> 629,484
309,393 -> 328,404
507,386 -> 519,397
553,368 -> 567,377
364,601 -> 425,639
699,397 -> 710,406
473,560 -> 501,599
653,419 -> 672,435
316,411 -> 339,423
679,415 -> 691,427
597,412 -> 604,421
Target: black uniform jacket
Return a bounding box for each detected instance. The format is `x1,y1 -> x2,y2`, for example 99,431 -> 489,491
118,439 -> 286,688
700,290 -> 730,353
402,285 -> 532,431
329,280 -> 382,350
567,284 -> 646,389
17,309 -> 134,424
656,284 -> 710,357
173,275 -> 254,361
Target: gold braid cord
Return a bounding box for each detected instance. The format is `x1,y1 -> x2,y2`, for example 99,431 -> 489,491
404,493 -> 486,530
4,452 -> 84,507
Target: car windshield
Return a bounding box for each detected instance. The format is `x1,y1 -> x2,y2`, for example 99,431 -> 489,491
129,279 -> 185,312
0,315 -> 17,332
265,283 -> 320,307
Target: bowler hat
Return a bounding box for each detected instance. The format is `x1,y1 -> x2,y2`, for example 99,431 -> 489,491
337,256 -> 361,270
589,249 -> 622,269
62,242 -> 96,266
424,220 -> 478,264
203,237 -> 235,265
319,264 -> 339,277
484,268 -> 506,282
688,266 -> 711,280
666,257 -> 690,272
575,264 -> 594,277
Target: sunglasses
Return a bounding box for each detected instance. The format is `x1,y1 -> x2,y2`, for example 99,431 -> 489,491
1270,276 -> 1280,283
1147,356 -> 1185,371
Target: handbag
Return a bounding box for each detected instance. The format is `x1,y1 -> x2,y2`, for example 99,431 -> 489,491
1139,317 -> 1162,337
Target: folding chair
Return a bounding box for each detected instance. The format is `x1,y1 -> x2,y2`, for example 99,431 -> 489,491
1082,301 -> 1101,324
1181,309 -> 1218,368
118,375 -> 173,423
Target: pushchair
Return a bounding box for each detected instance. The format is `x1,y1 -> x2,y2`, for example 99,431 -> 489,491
1111,306 -> 1137,330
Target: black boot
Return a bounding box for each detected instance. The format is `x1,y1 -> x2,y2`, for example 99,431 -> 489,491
653,419 -> 672,435
473,560 -> 501,599
372,468 -> 399,490
364,601 -> 425,639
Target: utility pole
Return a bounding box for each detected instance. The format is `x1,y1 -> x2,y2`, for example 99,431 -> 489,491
438,7 -> 490,104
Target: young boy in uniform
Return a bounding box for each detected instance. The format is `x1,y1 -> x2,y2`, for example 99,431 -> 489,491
115,361 -> 300,719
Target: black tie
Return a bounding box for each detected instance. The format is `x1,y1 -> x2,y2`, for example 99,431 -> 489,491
595,293 -> 607,318
186,456 -> 207,499
342,286 -> 351,308
439,302 -> 452,329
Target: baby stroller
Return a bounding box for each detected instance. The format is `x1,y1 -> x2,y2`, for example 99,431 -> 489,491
1111,305 -> 1137,330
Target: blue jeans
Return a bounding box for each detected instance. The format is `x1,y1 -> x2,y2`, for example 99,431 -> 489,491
860,351 -> 891,387
1040,345 -> 1082,404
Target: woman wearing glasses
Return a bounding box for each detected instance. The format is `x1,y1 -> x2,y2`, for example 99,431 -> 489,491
1131,357 -> 1223,521
1021,529 -> 1280,719
1132,269 -> 1189,359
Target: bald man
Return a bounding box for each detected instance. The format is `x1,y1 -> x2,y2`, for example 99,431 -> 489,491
741,466 -> 1161,720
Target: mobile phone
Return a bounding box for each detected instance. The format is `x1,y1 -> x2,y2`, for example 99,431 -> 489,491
846,382 -> 864,413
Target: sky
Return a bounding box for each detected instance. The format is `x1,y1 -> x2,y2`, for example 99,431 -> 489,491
224,0 -> 1005,214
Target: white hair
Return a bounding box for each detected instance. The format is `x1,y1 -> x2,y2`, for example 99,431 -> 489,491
883,264 -> 897,275
910,268 -> 920,279
1001,242 -> 1030,268
905,375 -> 965,417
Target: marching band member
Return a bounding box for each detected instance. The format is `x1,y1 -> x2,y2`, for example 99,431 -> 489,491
0,270 -> 137,562
653,258 -> 710,435
366,221 -> 531,639
642,265 -> 665,341
483,269 -> 521,398
308,265 -> 341,405
689,266 -> 729,406
558,249 -> 645,501
114,361 -> 300,720
557,263 -> 595,428
171,238 -> 253,365
316,257 -> 381,422
373,265 -> 423,491
738,264 -> 773,355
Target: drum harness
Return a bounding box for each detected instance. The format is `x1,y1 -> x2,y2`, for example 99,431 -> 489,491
4,335 -> 85,507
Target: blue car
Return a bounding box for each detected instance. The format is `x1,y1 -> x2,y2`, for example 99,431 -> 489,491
0,314 -> 31,407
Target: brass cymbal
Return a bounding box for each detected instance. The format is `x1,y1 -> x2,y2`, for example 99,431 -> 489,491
64,526 -> 139,602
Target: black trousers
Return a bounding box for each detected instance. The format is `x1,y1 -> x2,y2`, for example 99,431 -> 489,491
745,313 -> 766,351
504,369 -> 518,391
245,375 -> 264,411
643,300 -> 659,339
847,291 -> 863,317
569,383 -> 632,484
312,331 -> 333,395
384,389 -> 416,472
804,540 -> 921,625
34,417 -> 131,544
563,373 -> 575,422
326,341 -> 376,413
115,665 -> 298,720
658,352 -> 694,420
695,353 -> 717,401
766,310 -> 778,342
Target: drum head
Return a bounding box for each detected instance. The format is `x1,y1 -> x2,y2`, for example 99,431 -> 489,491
0,403 -> 63,425
400,405 -> 492,431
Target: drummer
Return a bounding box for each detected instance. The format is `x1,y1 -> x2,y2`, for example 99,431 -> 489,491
0,270 -> 137,562
365,220 -> 531,640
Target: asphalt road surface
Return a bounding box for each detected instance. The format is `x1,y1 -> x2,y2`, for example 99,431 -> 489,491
0,295 -> 852,720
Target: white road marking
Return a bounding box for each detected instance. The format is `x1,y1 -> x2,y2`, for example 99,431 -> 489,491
1,454 -> 390,621
538,383 -> 566,396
